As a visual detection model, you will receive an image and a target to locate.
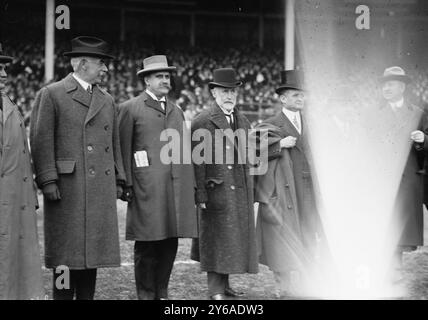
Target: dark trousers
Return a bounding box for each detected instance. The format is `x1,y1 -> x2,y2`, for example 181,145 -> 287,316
207,272 -> 231,296
52,269 -> 97,300
134,238 -> 178,300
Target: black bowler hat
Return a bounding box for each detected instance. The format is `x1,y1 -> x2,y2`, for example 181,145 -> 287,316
275,70 -> 304,94
63,36 -> 115,60
0,43 -> 14,63
208,68 -> 243,89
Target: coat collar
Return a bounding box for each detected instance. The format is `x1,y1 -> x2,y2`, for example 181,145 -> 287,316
274,111 -> 305,152
1,94 -> 15,122
141,91 -> 172,115
209,103 -> 249,130
63,73 -> 107,124
64,73 -> 105,108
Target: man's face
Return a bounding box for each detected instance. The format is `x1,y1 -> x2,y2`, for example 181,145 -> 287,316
211,87 -> 238,112
0,63 -> 8,91
145,72 -> 171,98
83,57 -> 108,85
382,80 -> 405,102
280,89 -> 305,111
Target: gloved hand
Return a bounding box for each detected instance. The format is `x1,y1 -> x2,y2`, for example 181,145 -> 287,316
117,184 -> 123,199
42,182 -> 61,201
120,186 -> 133,202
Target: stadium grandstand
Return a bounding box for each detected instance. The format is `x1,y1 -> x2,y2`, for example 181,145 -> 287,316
1,0 -> 428,126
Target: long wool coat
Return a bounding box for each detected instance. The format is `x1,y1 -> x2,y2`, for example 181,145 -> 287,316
191,104 -> 258,275
118,92 -> 197,241
374,101 -> 426,247
0,93 -> 44,299
30,74 -> 126,269
254,123 -> 310,272
256,111 -> 323,248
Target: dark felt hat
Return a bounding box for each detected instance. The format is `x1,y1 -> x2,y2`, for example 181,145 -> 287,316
63,36 -> 115,59
208,68 -> 243,89
275,70 -> 304,94
0,43 -> 14,63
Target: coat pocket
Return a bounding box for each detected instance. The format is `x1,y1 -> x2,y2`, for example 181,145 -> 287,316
56,160 -> 76,174
205,178 -> 226,212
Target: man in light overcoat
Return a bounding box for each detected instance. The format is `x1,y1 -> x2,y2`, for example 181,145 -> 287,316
118,55 -> 197,300
0,43 -> 44,300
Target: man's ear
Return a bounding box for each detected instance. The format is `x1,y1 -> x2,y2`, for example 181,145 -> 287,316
279,94 -> 287,105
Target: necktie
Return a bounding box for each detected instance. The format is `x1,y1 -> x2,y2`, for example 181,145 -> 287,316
292,113 -> 300,133
160,101 -> 165,111
226,113 -> 235,130
0,95 -> 3,111
87,86 -> 92,94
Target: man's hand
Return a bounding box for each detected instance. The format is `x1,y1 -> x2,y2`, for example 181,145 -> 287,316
411,130 -> 425,143
280,136 -> 297,149
198,203 -> 207,210
117,185 -> 123,199
42,183 -> 61,201
120,186 -> 133,202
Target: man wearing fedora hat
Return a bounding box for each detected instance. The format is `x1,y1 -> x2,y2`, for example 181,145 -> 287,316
191,68 -> 258,300
30,36 -> 126,300
254,70 -> 324,297
0,43 -> 44,299
118,55 -> 197,300
376,66 -> 427,281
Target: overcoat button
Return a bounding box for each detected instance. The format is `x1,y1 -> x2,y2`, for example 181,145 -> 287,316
87,145 -> 93,152
230,185 -> 235,190
105,146 -> 110,152
89,168 -> 95,175
105,169 -> 111,175
288,205 -> 293,209
228,165 -> 233,170
23,176 -> 28,182
104,125 -> 109,131
285,184 -> 290,188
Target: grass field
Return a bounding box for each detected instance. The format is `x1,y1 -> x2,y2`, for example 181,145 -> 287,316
36,196 -> 428,300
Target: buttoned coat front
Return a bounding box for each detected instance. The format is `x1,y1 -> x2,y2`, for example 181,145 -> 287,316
191,104 -> 258,275
118,92 -> 197,241
30,73 -> 125,269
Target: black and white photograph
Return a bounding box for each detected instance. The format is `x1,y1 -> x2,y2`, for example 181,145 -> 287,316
1,0 -> 428,305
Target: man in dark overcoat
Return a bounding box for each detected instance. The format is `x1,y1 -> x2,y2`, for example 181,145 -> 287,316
376,66 -> 426,280
0,44 -> 44,300
254,70 -> 324,297
191,68 -> 258,300
118,55 -> 197,300
30,36 -> 126,300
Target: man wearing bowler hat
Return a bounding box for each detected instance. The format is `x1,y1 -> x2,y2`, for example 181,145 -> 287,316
0,43 -> 44,299
30,36 -> 126,300
376,66 -> 427,282
254,70 -> 324,297
118,55 -> 197,300
191,68 -> 258,300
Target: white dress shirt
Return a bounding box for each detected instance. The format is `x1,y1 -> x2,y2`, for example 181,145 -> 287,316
72,73 -> 92,92
146,89 -> 166,111
389,97 -> 404,114
282,107 -> 301,134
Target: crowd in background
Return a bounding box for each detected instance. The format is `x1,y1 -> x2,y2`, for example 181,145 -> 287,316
3,40 -> 428,127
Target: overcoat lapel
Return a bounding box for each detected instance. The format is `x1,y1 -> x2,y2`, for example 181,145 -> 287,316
143,92 -> 166,114
85,86 -> 106,125
276,111 -> 305,152
64,74 -> 92,108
